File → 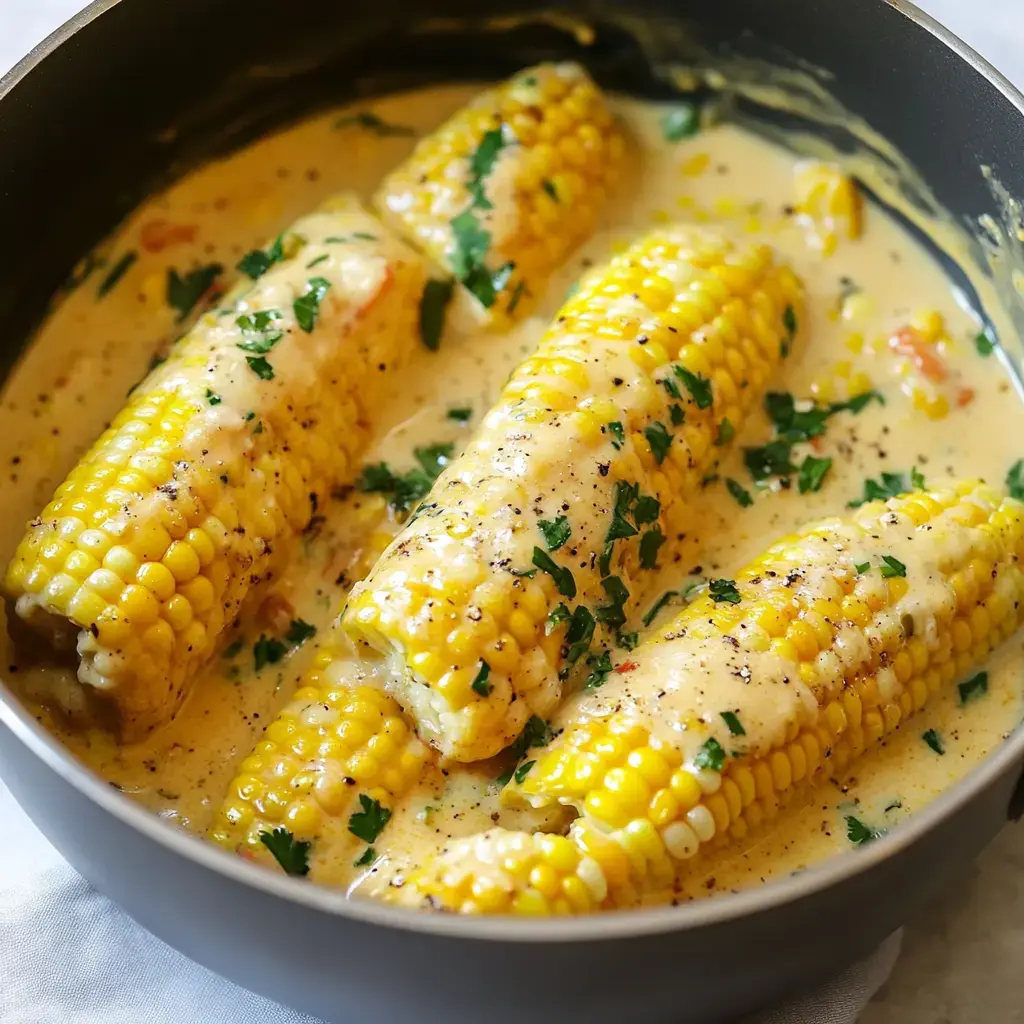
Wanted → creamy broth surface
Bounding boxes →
[3,84,1023,903]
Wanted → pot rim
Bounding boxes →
[2,0,1023,944]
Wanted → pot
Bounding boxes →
[2,2,1024,1021]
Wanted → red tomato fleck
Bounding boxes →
[140,219,198,253]
[616,660,638,673]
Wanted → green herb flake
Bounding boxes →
[542,179,559,201]
[546,603,572,634]
[879,555,907,578]
[236,236,284,280]
[414,442,454,479]
[585,650,613,689]
[222,638,244,659]
[744,440,797,482]
[854,561,871,574]
[419,278,455,352]
[845,815,882,846]
[564,605,597,667]
[644,421,673,464]
[97,251,138,298]
[293,276,331,333]
[513,760,536,784]
[798,455,833,494]
[661,376,682,400]
[922,729,945,755]
[246,355,275,381]
[974,330,995,356]
[673,364,714,409]
[1006,460,1024,501]
[285,619,317,646]
[669,404,686,426]
[726,478,753,508]
[616,631,639,651]
[958,671,988,705]
[595,575,630,629]
[259,827,310,876]
[353,847,377,867]
[782,304,798,342]
[509,715,554,760]
[639,526,666,570]
[538,515,571,552]
[205,388,222,406]
[447,406,473,423]
[306,254,329,269]
[167,263,223,321]
[347,794,392,844]
[236,309,284,353]
[334,111,416,136]
[607,421,625,449]
[721,711,745,736]
[848,470,910,508]
[253,635,288,671]
[467,128,508,210]
[694,737,726,772]
[642,590,677,627]
[709,578,741,604]
[716,418,735,446]
[661,104,701,142]
[471,660,492,696]
[911,466,927,490]
[532,547,576,598]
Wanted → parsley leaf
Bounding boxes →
[879,555,907,578]
[726,477,753,507]
[584,650,613,689]
[205,388,222,406]
[616,631,639,651]
[259,827,310,876]
[245,355,275,380]
[254,635,288,671]
[236,309,283,353]
[449,210,514,310]
[911,466,927,490]
[974,329,995,356]
[694,737,726,772]
[709,578,741,604]
[661,104,701,141]
[1007,460,1024,501]
[564,606,596,666]
[644,421,673,464]
[509,715,554,760]
[348,794,391,844]
[237,236,284,280]
[414,443,454,479]
[467,128,508,210]
[606,481,642,542]
[854,561,870,574]
[595,575,630,629]
[670,403,686,426]
[744,440,796,481]
[471,660,492,696]
[782,305,798,345]
[546,603,572,634]
[513,761,536,784]
[419,279,454,352]
[538,515,571,551]
[532,548,576,598]
[97,251,137,298]
[798,455,833,494]
[607,421,625,449]
[285,619,316,645]
[674,365,714,409]
[639,526,666,569]
[353,847,377,867]
[167,263,222,321]
[958,671,988,704]
[848,470,911,507]
[642,590,677,627]
[293,276,331,333]
[447,406,473,423]
[721,711,745,736]
[922,729,945,755]
[716,418,735,446]
[542,179,559,201]
[845,815,883,845]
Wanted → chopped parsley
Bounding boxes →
[798,455,833,494]
[922,729,945,755]
[845,815,883,845]
[782,305,798,345]
[563,605,596,666]
[1007,459,1024,501]
[285,619,317,645]
[532,548,576,598]
[419,278,455,351]
[694,737,726,772]
[644,421,673,464]
[542,179,558,201]
[716,418,735,446]
[347,794,392,844]
[911,466,927,490]
[595,575,630,629]
[709,578,741,604]
[674,364,714,409]
[639,526,666,569]
[449,210,513,309]
[538,515,571,551]
[334,111,416,136]
[854,561,870,574]
[958,671,988,705]
[670,403,686,426]
[222,638,244,659]
[236,309,283,353]
[848,470,912,508]
[253,635,288,671]
[447,406,473,423]
[97,251,137,297]
[546,603,572,634]
[293,276,331,333]
[744,439,797,482]
[414,443,454,479]
[509,715,554,760]
[245,356,275,381]
[879,555,907,578]
[974,329,995,356]
[259,827,310,876]
[353,847,377,867]
[616,631,639,651]
[167,263,222,321]
[721,711,745,736]
[513,761,536,784]
[726,477,753,508]
[205,388,222,406]
[660,104,701,141]
[471,660,492,696]
[237,235,284,280]
[642,590,677,627]
[356,443,453,517]
[466,128,508,209]
[607,421,625,449]
[584,650,613,689]
[306,254,329,269]
[661,376,682,400]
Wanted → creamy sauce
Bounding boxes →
[2,83,1023,903]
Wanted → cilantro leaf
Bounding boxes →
[471,660,492,696]
[639,526,666,569]
[644,422,673,464]
[673,364,714,409]
[348,794,392,844]
[293,276,331,333]
[721,711,745,736]
[285,619,316,645]
[509,715,554,760]
[546,603,572,634]
[205,388,222,406]
[167,263,222,321]
[798,455,833,494]
[974,330,994,356]
[538,515,571,551]
[845,815,883,845]
[353,847,377,867]
[253,635,288,671]
[532,548,576,598]
[595,575,630,629]
[1007,460,1024,501]
[564,605,596,666]
[513,761,536,784]
[709,578,741,604]
[694,737,726,772]
[911,466,927,490]
[419,278,455,351]
[414,443,454,479]
[782,305,798,345]
[716,418,735,446]
[447,406,473,423]
[236,309,283,353]
[607,421,625,449]
[616,631,639,651]
[879,555,906,578]
[467,128,508,210]
[245,355,275,380]
[848,470,910,507]
[259,827,310,876]
[237,236,284,280]
[584,650,613,689]
[958,671,988,704]
[922,729,945,755]
[744,440,796,481]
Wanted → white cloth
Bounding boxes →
[0,1,1017,1022]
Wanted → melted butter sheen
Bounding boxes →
[2,83,1022,903]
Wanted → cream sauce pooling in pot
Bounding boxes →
[2,84,1023,902]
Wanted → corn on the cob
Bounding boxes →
[375,62,627,325]
[342,226,803,762]
[794,161,862,255]
[4,194,429,737]
[210,633,431,878]
[389,827,609,915]
[501,481,1024,902]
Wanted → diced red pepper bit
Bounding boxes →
[616,660,638,674]
[140,219,198,253]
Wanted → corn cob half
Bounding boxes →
[375,62,627,325]
[5,195,429,737]
[498,480,1024,902]
[210,631,431,879]
[343,226,803,762]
